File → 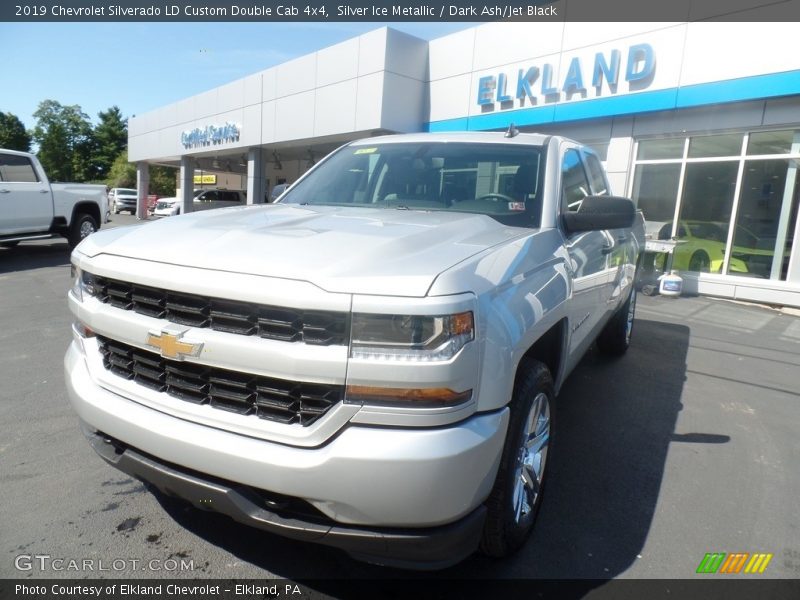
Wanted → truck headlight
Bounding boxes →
[350,311,474,361]
[70,265,98,301]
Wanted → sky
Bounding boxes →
[0,21,474,131]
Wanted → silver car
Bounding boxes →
[109,188,138,215]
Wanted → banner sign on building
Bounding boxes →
[181,122,240,148]
[476,43,655,110]
[193,174,217,184]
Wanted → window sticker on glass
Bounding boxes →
[354,147,377,155]
[508,202,526,211]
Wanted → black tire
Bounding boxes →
[1,241,20,248]
[689,250,710,272]
[597,287,636,357]
[481,358,554,557]
[68,213,98,249]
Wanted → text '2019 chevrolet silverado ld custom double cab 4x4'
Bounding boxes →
[1,149,108,249]
[65,132,644,569]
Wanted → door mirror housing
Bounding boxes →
[562,195,636,233]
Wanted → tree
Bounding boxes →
[0,112,31,151]
[93,106,127,180]
[106,150,176,197]
[106,150,136,188]
[32,100,93,182]
[150,165,177,197]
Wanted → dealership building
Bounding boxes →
[129,21,800,307]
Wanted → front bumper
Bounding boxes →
[152,208,177,216]
[82,425,486,569]
[65,342,508,564]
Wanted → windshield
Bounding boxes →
[118,188,137,195]
[280,142,545,227]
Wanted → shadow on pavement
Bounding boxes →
[0,240,71,274]
[151,317,698,589]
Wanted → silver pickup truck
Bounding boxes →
[0,149,108,249]
[65,131,644,569]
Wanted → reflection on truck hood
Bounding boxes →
[77,204,533,296]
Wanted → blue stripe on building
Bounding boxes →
[426,69,800,132]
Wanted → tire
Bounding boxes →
[597,287,637,357]
[68,213,98,249]
[480,358,554,557]
[1,241,20,248]
[689,250,710,272]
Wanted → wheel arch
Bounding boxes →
[70,202,101,228]
[517,318,567,395]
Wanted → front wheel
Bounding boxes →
[480,358,553,557]
[68,213,98,249]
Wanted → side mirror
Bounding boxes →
[562,195,636,233]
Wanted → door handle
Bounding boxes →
[39,189,50,194]
[0,189,10,194]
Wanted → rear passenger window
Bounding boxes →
[0,153,40,183]
[584,153,608,195]
[561,149,591,212]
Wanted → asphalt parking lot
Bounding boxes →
[1,214,799,589]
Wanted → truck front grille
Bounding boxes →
[97,336,342,426]
[94,276,348,346]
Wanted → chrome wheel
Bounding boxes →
[79,220,96,239]
[512,391,550,525]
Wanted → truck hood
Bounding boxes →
[77,204,531,296]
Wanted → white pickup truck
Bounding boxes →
[0,149,108,249]
[66,131,644,569]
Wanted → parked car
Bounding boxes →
[657,221,776,275]
[268,183,289,202]
[66,131,644,568]
[0,148,107,249]
[195,189,244,204]
[109,188,138,215]
[153,190,245,217]
[152,197,180,217]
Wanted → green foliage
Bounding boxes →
[93,106,127,180]
[0,112,31,151]
[106,150,136,188]
[150,165,177,197]
[32,100,93,182]
[25,98,172,196]
[105,150,176,197]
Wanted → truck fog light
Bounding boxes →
[345,385,471,407]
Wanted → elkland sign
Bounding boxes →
[476,44,655,109]
[181,122,240,149]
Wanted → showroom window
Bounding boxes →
[630,131,800,281]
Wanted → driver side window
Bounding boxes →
[561,149,591,213]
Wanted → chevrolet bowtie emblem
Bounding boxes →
[146,330,203,360]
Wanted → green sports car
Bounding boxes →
[657,221,782,276]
